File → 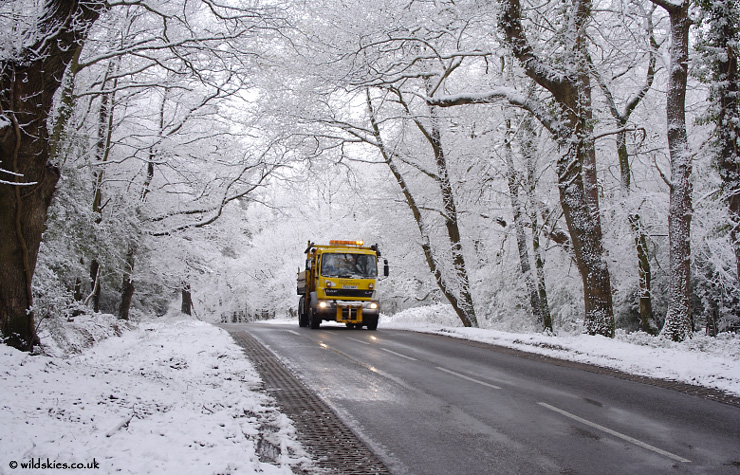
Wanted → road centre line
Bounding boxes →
[347,337,371,345]
[381,348,417,361]
[538,402,691,463]
[435,367,502,389]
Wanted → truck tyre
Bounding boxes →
[365,316,378,331]
[309,307,321,329]
[298,297,308,327]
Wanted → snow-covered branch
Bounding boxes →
[0,168,37,186]
[426,89,568,139]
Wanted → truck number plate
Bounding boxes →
[343,285,357,289]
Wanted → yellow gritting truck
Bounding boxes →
[297,240,388,330]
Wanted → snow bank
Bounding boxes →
[381,305,740,397]
[0,317,308,475]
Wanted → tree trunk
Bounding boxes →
[117,91,161,319]
[89,259,102,312]
[366,91,477,327]
[118,247,136,321]
[522,114,553,332]
[88,69,114,314]
[181,282,193,315]
[424,93,478,328]
[619,123,654,334]
[504,119,545,329]
[629,215,655,333]
[557,136,615,337]
[652,0,692,341]
[531,215,553,332]
[594,13,658,334]
[74,277,84,302]
[0,1,103,350]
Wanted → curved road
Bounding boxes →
[236,322,740,474]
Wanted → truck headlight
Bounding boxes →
[319,301,329,308]
[369,302,378,309]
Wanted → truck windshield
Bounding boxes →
[321,253,377,278]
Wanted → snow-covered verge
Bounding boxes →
[378,304,740,398]
[0,316,309,475]
[3,305,737,475]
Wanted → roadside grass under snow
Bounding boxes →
[0,314,309,475]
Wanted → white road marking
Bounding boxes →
[538,402,691,463]
[381,348,417,361]
[347,337,371,345]
[283,330,299,335]
[435,367,501,389]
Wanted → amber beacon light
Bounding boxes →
[329,240,364,246]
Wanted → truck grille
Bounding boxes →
[325,289,374,298]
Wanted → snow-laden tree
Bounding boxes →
[428,0,617,336]
[3,0,297,347]
[1,0,106,350]
[648,0,693,341]
[593,2,659,334]
[694,0,740,334]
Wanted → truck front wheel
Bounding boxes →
[309,307,321,329]
[298,297,308,327]
[365,315,378,330]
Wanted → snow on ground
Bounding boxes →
[0,315,309,475]
[2,305,739,475]
[377,304,740,398]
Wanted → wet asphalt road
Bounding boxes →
[234,322,740,475]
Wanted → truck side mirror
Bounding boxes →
[383,259,389,277]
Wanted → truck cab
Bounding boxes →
[297,240,388,330]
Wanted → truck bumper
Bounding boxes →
[314,299,379,324]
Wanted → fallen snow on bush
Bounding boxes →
[0,317,309,475]
[380,304,740,397]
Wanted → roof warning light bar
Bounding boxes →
[329,240,364,246]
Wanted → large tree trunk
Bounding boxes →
[651,0,692,341]
[557,134,615,337]
[0,1,103,350]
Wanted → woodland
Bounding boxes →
[0,0,738,351]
